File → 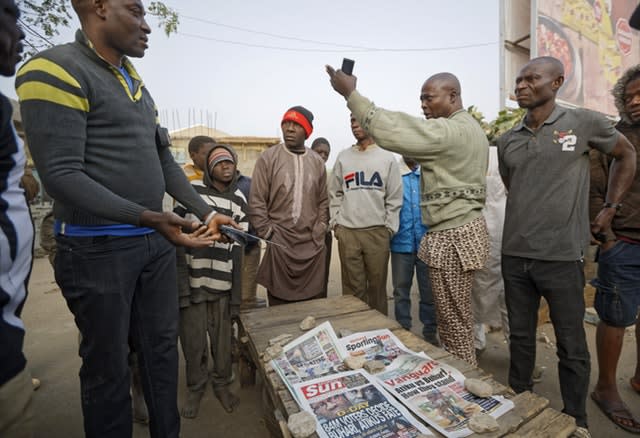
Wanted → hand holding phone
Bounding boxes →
[341,58,355,76]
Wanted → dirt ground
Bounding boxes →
[22,241,639,438]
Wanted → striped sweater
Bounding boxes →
[16,30,211,227]
[175,162,248,307]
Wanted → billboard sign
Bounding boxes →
[535,0,640,115]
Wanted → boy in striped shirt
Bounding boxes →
[175,144,248,418]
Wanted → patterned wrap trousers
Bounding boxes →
[418,216,489,366]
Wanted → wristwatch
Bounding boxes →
[602,202,622,210]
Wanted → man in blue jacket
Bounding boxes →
[391,157,438,345]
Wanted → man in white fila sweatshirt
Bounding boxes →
[329,114,402,315]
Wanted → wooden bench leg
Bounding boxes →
[236,318,257,387]
[239,346,257,387]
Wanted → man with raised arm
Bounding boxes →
[326,67,489,367]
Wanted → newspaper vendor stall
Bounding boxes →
[238,295,578,437]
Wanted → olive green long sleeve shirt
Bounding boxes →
[347,90,488,232]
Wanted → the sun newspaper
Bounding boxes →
[271,321,347,403]
[377,353,514,438]
[294,369,433,438]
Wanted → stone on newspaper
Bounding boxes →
[299,316,316,331]
[288,411,316,438]
[269,333,293,347]
[468,412,499,433]
[263,344,283,362]
[363,360,385,374]
[465,378,493,398]
[344,356,367,370]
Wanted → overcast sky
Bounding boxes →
[1,0,501,165]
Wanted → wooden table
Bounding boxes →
[238,295,577,438]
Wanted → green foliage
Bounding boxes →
[17,0,72,56]
[468,105,526,144]
[148,1,179,37]
[17,0,178,57]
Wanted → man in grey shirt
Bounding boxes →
[497,56,636,435]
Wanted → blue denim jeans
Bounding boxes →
[591,240,640,327]
[391,251,437,339]
[502,255,590,428]
[55,233,180,438]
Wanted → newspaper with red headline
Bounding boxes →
[294,369,433,438]
[377,353,514,438]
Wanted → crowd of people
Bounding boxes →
[1,1,639,438]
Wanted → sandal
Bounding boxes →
[591,392,640,434]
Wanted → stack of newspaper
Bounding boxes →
[271,322,513,438]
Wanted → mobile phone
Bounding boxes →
[341,58,355,76]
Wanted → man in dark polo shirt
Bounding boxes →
[497,56,636,436]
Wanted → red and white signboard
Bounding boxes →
[617,18,633,55]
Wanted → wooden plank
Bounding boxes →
[330,309,402,334]
[437,354,476,375]
[240,296,369,332]
[390,328,451,360]
[503,407,575,438]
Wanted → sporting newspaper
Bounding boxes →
[294,369,433,438]
[377,353,514,438]
[339,329,426,365]
[271,321,347,403]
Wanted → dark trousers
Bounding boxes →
[179,295,233,394]
[318,231,332,298]
[55,233,180,438]
[502,255,590,427]
[336,226,390,315]
[391,251,436,339]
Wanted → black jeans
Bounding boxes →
[502,255,590,428]
[55,233,180,438]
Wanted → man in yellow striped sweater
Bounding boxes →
[15,1,236,436]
